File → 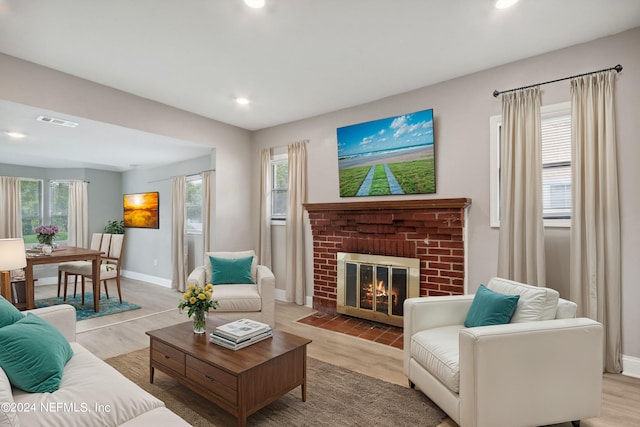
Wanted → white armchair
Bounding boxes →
[187,250,275,327]
[404,277,603,427]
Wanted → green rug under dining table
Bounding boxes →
[35,292,141,321]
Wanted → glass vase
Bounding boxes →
[192,310,206,334]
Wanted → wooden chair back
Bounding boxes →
[99,234,112,255]
[89,233,103,251]
[107,234,125,262]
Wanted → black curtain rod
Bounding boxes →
[492,64,623,98]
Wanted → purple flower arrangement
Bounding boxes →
[34,224,60,245]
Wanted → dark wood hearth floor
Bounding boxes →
[297,312,403,349]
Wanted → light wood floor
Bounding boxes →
[35,277,640,427]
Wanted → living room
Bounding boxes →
[1,1,640,426]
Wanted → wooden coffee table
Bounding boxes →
[146,318,312,426]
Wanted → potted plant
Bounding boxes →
[104,220,125,234]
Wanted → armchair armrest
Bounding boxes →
[403,295,474,375]
[459,318,603,427]
[26,304,76,343]
[187,266,206,287]
[404,295,474,335]
[256,265,275,327]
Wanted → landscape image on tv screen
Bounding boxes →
[336,108,435,197]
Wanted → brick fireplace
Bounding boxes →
[304,198,471,315]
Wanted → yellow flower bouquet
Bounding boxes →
[178,284,219,333]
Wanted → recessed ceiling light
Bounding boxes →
[244,0,265,9]
[235,97,251,105]
[495,0,519,9]
[4,131,26,139]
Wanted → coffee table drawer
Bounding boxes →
[152,341,185,375]
[186,355,237,404]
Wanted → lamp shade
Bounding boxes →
[0,238,27,271]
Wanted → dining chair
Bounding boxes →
[58,234,125,305]
[57,232,103,298]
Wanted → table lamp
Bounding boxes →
[0,238,27,303]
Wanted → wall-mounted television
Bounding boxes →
[336,108,435,197]
[123,192,159,229]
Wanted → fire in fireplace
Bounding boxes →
[337,252,420,327]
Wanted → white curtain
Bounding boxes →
[201,170,214,253]
[67,181,89,247]
[0,176,22,238]
[171,176,187,291]
[285,141,308,305]
[569,70,621,373]
[497,88,546,285]
[258,148,272,269]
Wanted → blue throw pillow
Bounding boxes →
[0,295,23,328]
[0,313,74,392]
[210,255,255,285]
[464,284,520,328]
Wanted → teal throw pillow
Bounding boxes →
[0,313,74,392]
[210,255,255,285]
[464,284,520,328]
[0,295,23,328]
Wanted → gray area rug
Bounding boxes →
[106,348,446,426]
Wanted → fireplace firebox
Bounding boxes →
[336,252,420,327]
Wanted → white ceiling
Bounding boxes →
[1,0,639,171]
[0,99,213,172]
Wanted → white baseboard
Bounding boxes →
[121,270,173,288]
[34,274,312,309]
[34,276,58,286]
[33,271,173,289]
[274,288,313,308]
[622,354,640,378]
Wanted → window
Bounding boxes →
[490,102,572,227]
[49,181,69,243]
[271,156,288,221]
[186,176,202,233]
[20,179,43,242]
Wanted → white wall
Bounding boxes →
[251,28,640,359]
[0,53,255,256]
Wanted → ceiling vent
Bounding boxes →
[36,115,79,128]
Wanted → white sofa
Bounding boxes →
[404,277,603,427]
[2,304,190,427]
[187,250,275,327]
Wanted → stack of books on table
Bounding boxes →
[210,319,272,351]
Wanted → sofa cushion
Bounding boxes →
[0,296,23,328]
[12,343,165,427]
[464,285,520,328]
[556,298,578,319]
[211,284,262,312]
[0,313,73,393]
[210,255,255,285]
[411,325,465,394]
[0,366,20,427]
[119,407,191,427]
[487,277,559,322]
[203,250,257,283]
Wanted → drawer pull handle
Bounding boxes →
[205,375,215,382]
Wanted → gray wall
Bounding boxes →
[251,28,640,359]
[0,163,122,280]
[120,154,214,283]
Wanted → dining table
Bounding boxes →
[25,246,103,312]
